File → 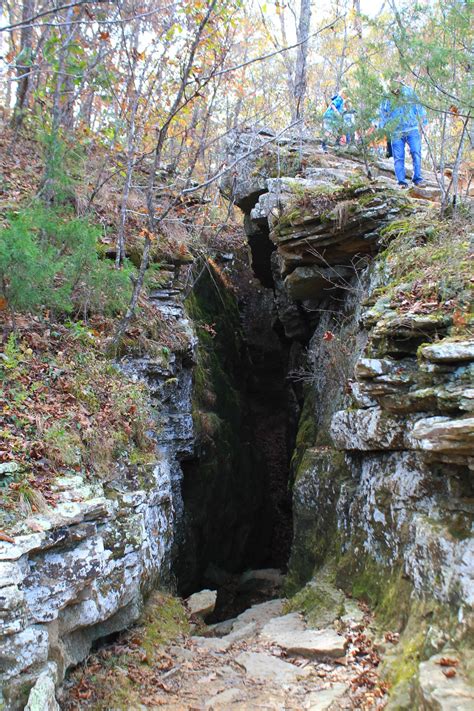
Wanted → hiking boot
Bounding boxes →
[398,182,409,189]
[413,179,425,187]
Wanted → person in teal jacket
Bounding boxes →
[322,89,347,150]
[379,82,427,187]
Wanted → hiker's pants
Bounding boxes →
[391,129,422,184]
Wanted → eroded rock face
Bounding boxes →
[224,131,474,706]
[0,278,197,710]
[292,277,474,614]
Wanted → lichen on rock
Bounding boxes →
[223,129,474,708]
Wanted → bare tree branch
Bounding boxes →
[182,118,303,195]
[196,16,343,83]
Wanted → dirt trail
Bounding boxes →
[157,597,387,710]
[62,581,388,711]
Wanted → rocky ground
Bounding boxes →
[61,572,390,710]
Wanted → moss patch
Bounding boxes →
[62,592,189,710]
[336,553,413,632]
[284,563,346,628]
[289,386,317,486]
[286,447,350,592]
[375,212,473,338]
[253,147,303,179]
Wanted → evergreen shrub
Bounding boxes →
[0,205,134,316]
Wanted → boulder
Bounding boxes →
[261,622,347,659]
[238,568,284,587]
[191,635,231,653]
[285,565,346,630]
[305,683,348,710]
[205,687,246,708]
[193,620,258,651]
[185,589,217,619]
[232,599,286,631]
[25,665,59,711]
[224,621,257,644]
[260,612,306,638]
[237,568,284,596]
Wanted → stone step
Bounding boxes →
[231,598,286,631]
[261,621,348,659]
[235,651,312,683]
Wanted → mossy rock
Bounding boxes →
[285,563,345,628]
[335,553,414,631]
[63,592,189,710]
[253,147,303,179]
[287,447,350,590]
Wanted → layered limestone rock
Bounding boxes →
[223,129,473,708]
[0,272,196,710]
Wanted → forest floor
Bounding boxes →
[61,578,389,711]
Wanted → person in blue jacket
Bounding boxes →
[379,81,427,187]
[322,88,347,150]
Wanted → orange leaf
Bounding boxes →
[452,310,467,328]
[443,669,457,678]
[0,296,8,311]
[438,657,459,667]
[0,531,15,544]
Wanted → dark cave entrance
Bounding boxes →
[174,220,298,617]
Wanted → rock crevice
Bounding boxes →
[222,128,473,707]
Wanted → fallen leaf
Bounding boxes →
[0,531,15,543]
[27,521,44,532]
[443,668,457,678]
[77,688,93,699]
[438,657,459,667]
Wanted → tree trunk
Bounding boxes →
[451,112,471,214]
[353,0,362,39]
[41,5,75,203]
[11,0,34,128]
[110,0,218,350]
[292,0,312,121]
